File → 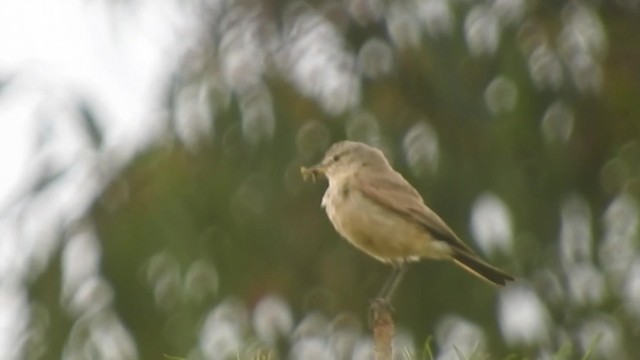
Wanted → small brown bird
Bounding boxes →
[302,141,513,301]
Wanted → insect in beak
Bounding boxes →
[300,164,326,183]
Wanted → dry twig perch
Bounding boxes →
[370,299,394,360]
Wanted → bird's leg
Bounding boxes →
[380,263,408,303]
[373,263,409,305]
[369,263,408,329]
[376,266,398,301]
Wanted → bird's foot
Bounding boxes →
[368,297,395,329]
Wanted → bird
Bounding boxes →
[301,140,513,302]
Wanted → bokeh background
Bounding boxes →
[1,0,640,359]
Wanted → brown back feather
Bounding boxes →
[353,169,476,255]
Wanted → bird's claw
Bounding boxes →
[368,298,395,328]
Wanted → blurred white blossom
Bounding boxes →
[387,2,422,48]
[403,121,439,177]
[541,101,574,144]
[465,5,500,56]
[435,315,485,360]
[253,295,294,345]
[470,192,514,256]
[599,193,639,284]
[417,0,455,38]
[499,285,551,347]
[485,76,518,114]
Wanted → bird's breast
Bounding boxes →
[321,183,346,226]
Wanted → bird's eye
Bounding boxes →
[332,155,341,162]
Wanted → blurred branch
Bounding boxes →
[78,100,104,149]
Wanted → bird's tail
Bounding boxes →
[452,251,514,286]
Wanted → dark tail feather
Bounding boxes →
[452,251,514,286]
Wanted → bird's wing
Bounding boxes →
[354,169,476,255]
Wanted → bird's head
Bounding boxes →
[301,141,389,182]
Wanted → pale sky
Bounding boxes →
[0,0,187,209]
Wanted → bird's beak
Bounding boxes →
[300,163,327,183]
